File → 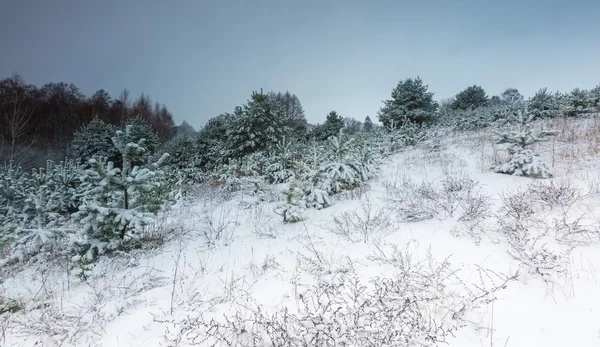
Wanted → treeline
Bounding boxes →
[0,73,176,168]
[164,90,374,174]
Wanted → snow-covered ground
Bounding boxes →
[3,118,600,347]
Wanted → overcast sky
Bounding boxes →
[1,0,600,129]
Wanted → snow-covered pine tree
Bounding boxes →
[565,88,593,117]
[451,85,489,110]
[73,131,170,260]
[589,84,600,112]
[378,76,438,127]
[528,88,563,118]
[196,113,233,171]
[275,181,306,223]
[266,136,298,184]
[226,90,287,160]
[71,118,119,165]
[363,116,374,132]
[316,111,344,140]
[0,160,83,263]
[125,116,161,158]
[493,106,557,178]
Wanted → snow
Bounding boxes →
[3,119,600,346]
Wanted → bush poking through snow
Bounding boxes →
[329,196,392,243]
[497,189,576,281]
[161,245,517,347]
[527,180,582,208]
[198,205,239,246]
[383,173,490,222]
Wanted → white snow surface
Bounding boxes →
[3,123,600,347]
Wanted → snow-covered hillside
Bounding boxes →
[2,116,600,347]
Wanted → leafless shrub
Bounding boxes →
[247,253,281,279]
[329,196,392,243]
[382,177,437,222]
[527,180,581,208]
[498,189,536,221]
[161,245,516,347]
[506,232,569,281]
[498,189,572,281]
[198,205,239,247]
[450,220,487,245]
[250,205,279,239]
[383,173,489,222]
[459,192,492,222]
[340,182,371,201]
[552,212,600,246]
[11,266,167,346]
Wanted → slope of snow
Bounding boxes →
[3,121,600,347]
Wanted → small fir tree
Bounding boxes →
[363,116,374,132]
[452,85,489,110]
[71,118,119,164]
[321,111,345,139]
[378,76,438,127]
[73,131,170,260]
[528,88,563,118]
[493,106,557,178]
[226,90,287,159]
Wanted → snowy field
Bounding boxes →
[2,116,600,347]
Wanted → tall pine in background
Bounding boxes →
[378,76,438,127]
[226,90,287,160]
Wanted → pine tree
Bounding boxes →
[589,84,600,111]
[528,88,563,118]
[196,113,233,170]
[489,95,502,106]
[266,136,299,183]
[363,116,374,132]
[452,85,489,110]
[0,160,83,263]
[321,111,344,140]
[125,116,161,155]
[378,76,438,127]
[72,131,170,260]
[71,118,119,164]
[493,106,557,178]
[565,88,593,116]
[226,90,287,160]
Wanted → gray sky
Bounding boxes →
[1,0,599,129]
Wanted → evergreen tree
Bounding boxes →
[451,85,489,110]
[528,88,563,118]
[125,116,161,155]
[321,111,344,140]
[71,118,119,164]
[363,116,374,132]
[0,160,83,262]
[226,90,287,160]
[565,88,592,116]
[196,113,233,169]
[489,95,502,106]
[73,131,170,260]
[589,84,600,111]
[378,76,438,127]
[174,120,196,139]
[493,106,557,178]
